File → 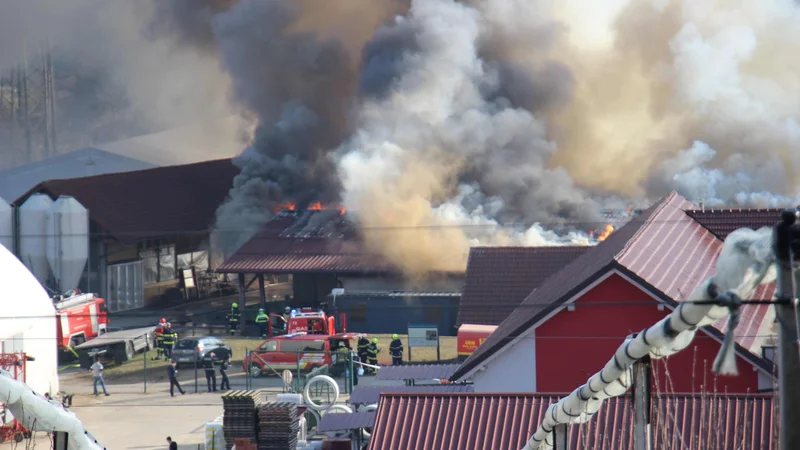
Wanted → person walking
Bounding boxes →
[228,302,240,336]
[366,338,379,375]
[166,436,177,450]
[89,358,110,396]
[167,360,185,397]
[219,357,231,391]
[389,334,404,366]
[203,352,218,392]
[255,308,269,338]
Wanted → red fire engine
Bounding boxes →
[53,290,109,349]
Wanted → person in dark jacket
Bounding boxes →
[203,352,217,392]
[162,323,176,359]
[167,361,185,397]
[219,357,231,391]
[166,436,177,450]
[389,334,404,366]
[357,336,370,366]
[366,338,379,375]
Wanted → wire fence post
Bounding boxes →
[245,347,249,390]
[296,352,301,393]
[194,356,199,393]
[143,348,147,394]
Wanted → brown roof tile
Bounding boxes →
[14,158,239,242]
[452,193,775,382]
[686,209,783,240]
[367,393,776,450]
[458,246,589,326]
[217,210,392,274]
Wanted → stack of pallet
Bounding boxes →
[257,402,300,450]
[222,390,266,450]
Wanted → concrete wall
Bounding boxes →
[473,329,536,393]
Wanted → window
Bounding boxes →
[177,251,209,272]
[260,340,278,352]
[176,340,199,350]
[139,245,177,283]
[280,340,325,353]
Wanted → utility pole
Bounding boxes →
[772,210,800,450]
[552,424,568,450]
[633,356,652,450]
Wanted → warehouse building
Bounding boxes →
[12,159,240,312]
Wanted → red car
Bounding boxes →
[244,332,363,377]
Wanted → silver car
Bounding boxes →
[170,336,232,367]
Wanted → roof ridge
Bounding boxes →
[614,192,679,260]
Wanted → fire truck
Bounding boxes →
[53,290,109,349]
[244,308,364,377]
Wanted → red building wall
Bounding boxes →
[534,272,760,394]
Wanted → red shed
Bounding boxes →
[452,192,776,395]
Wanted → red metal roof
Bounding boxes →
[14,158,239,242]
[458,246,589,326]
[452,192,775,381]
[217,210,391,274]
[349,385,474,405]
[685,209,783,240]
[375,364,461,381]
[367,393,776,450]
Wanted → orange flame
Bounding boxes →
[274,202,296,213]
[308,201,323,211]
[597,224,615,242]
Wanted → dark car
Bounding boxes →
[171,336,232,367]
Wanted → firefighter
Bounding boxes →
[335,342,351,380]
[282,306,291,323]
[366,338,379,375]
[162,323,176,359]
[202,352,217,392]
[357,335,370,365]
[255,309,269,338]
[227,302,240,336]
[389,334,404,366]
[153,318,166,360]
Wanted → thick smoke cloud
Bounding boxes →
[0,0,246,169]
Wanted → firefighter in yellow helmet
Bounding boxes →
[366,337,379,375]
[255,308,269,338]
[389,334,404,366]
[227,302,240,336]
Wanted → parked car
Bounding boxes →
[171,336,232,367]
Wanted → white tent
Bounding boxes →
[0,243,59,396]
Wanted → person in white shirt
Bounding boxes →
[89,358,109,396]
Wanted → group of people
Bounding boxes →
[166,353,231,397]
[241,305,295,338]
[154,318,178,360]
[356,334,405,374]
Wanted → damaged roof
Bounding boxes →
[367,392,776,450]
[452,192,776,381]
[217,209,392,274]
[458,246,589,326]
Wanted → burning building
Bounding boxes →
[217,205,465,335]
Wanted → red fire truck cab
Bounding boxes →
[53,290,109,349]
[267,307,347,338]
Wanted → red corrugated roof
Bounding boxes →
[217,210,392,274]
[367,393,776,450]
[13,158,239,242]
[452,192,775,381]
[686,209,782,240]
[458,246,589,326]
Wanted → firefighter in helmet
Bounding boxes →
[282,307,291,331]
[389,334,404,366]
[357,335,370,365]
[162,322,177,359]
[366,338,379,375]
[255,308,269,338]
[227,302,240,336]
[153,318,166,360]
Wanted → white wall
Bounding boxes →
[473,329,536,393]
[0,244,59,396]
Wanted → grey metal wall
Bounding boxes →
[335,293,461,336]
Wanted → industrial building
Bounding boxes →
[217,208,464,335]
[0,243,59,397]
[9,158,240,312]
[452,193,780,394]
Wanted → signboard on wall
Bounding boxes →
[408,324,439,348]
